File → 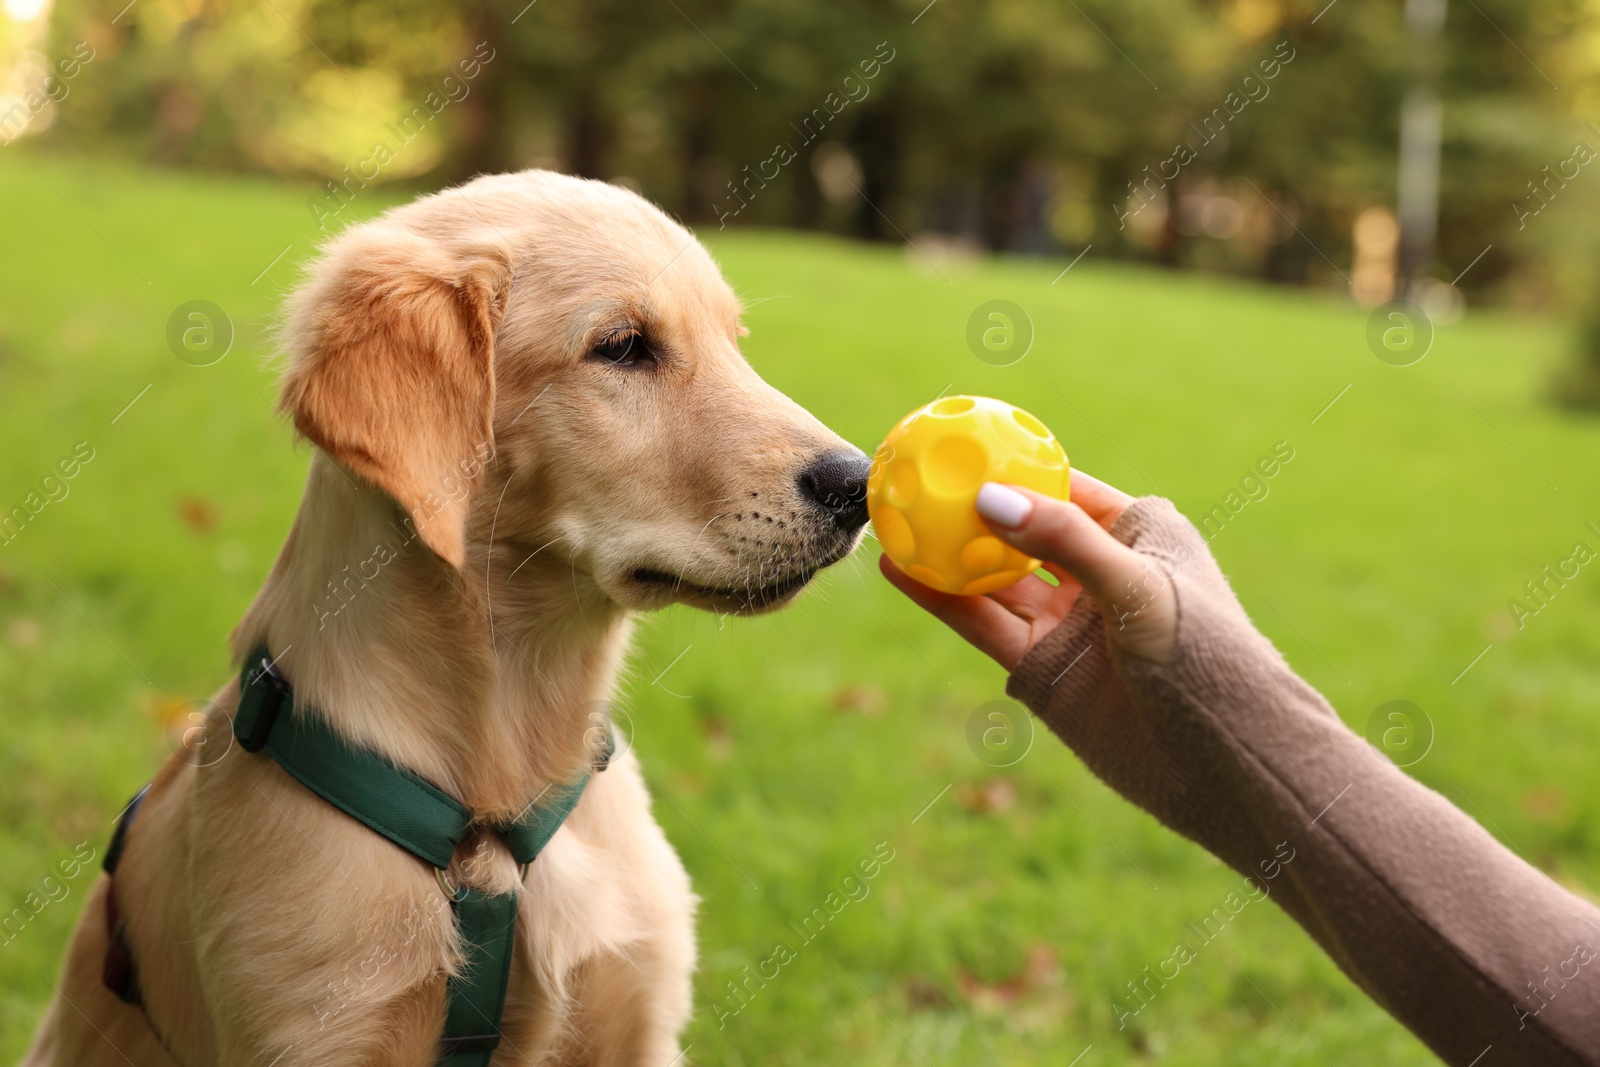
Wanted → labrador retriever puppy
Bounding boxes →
[25,170,871,1067]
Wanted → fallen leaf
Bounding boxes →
[955,777,1016,814]
[957,945,1065,1016]
[177,496,219,534]
[902,976,952,1011]
[1523,786,1567,821]
[832,683,887,716]
[701,715,733,760]
[6,616,42,648]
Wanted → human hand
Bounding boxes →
[879,470,1177,668]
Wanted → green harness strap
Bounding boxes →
[234,647,598,1066]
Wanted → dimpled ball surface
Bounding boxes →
[867,395,1070,595]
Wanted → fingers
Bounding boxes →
[975,482,1177,663]
[875,469,1169,670]
[1067,469,1136,529]
[878,555,1032,669]
[975,484,1145,604]
[984,571,1070,623]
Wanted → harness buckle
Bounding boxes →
[234,650,288,753]
[435,866,466,902]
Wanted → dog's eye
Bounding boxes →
[590,331,653,368]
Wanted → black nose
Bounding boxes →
[797,450,871,531]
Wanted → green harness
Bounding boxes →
[232,647,603,1065]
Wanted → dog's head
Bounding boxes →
[280,171,868,615]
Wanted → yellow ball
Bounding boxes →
[867,396,1069,595]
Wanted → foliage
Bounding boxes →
[13,0,1599,313]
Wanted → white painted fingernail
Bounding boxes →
[976,483,1033,529]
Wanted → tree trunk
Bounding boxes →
[565,85,610,179]
[791,143,822,230]
[849,101,902,242]
[979,150,1029,252]
[447,3,513,181]
[678,78,715,223]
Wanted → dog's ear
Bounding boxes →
[281,227,509,569]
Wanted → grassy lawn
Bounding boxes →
[2,151,1598,1065]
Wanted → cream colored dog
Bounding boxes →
[25,171,871,1066]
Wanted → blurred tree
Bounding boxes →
[21,0,1600,345]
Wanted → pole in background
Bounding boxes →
[1398,0,1447,291]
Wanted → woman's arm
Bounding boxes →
[884,478,1600,1066]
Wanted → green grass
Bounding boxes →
[2,151,1599,1065]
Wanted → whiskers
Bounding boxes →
[508,536,562,581]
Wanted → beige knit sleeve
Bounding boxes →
[1006,497,1600,1067]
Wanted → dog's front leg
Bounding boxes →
[208,980,450,1067]
[555,938,695,1067]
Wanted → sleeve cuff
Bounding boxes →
[1005,583,1108,714]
